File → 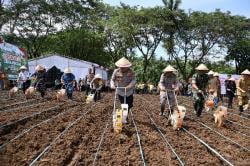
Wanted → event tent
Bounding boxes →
[28,54,108,81]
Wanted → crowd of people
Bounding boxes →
[1,57,250,117]
[102,57,249,118]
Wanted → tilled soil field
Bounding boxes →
[0,91,249,166]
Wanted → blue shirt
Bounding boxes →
[61,73,75,84]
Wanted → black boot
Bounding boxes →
[160,106,164,116]
[196,101,203,117]
[167,109,173,124]
[239,105,243,112]
[41,91,45,98]
[193,101,198,114]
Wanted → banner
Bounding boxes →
[0,42,28,80]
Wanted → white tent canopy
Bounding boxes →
[28,54,108,81]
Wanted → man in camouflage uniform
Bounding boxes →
[237,69,250,113]
[159,65,179,116]
[110,57,136,112]
[192,64,209,117]
[85,68,95,95]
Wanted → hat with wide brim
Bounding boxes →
[163,65,177,72]
[35,65,45,71]
[115,57,132,68]
[228,77,235,81]
[94,74,102,79]
[241,69,250,75]
[20,65,27,70]
[195,64,209,71]
[207,70,214,75]
[213,72,219,77]
[64,68,72,73]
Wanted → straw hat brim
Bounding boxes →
[213,72,219,77]
[195,64,209,71]
[64,68,72,73]
[35,65,45,71]
[20,66,27,70]
[207,71,214,75]
[163,65,177,72]
[94,74,102,79]
[115,57,132,68]
[241,69,250,75]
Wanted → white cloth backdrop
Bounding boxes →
[28,55,108,81]
[219,74,240,95]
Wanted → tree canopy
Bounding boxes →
[1,0,249,81]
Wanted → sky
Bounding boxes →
[102,0,250,60]
[102,0,250,17]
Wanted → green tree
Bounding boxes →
[102,6,136,65]
[163,11,229,80]
[226,40,250,73]
[134,57,167,85]
[118,6,170,82]
[43,28,109,66]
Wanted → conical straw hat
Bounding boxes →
[94,74,102,79]
[207,70,214,75]
[64,67,72,73]
[115,57,132,68]
[195,64,209,71]
[20,65,27,70]
[213,72,219,77]
[35,65,45,71]
[163,65,176,72]
[241,69,250,75]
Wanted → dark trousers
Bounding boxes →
[118,95,133,110]
[54,84,62,90]
[66,83,74,99]
[194,93,205,117]
[36,83,46,98]
[22,81,31,93]
[0,80,4,90]
[91,89,101,102]
[86,84,91,95]
[227,91,234,108]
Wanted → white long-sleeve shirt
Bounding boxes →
[18,71,30,83]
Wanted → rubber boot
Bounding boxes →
[193,102,198,114]
[239,105,243,113]
[167,109,173,124]
[196,101,203,117]
[41,91,45,98]
[160,106,164,116]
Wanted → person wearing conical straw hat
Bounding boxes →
[225,75,236,109]
[207,72,221,108]
[90,74,104,102]
[85,68,95,95]
[61,67,75,100]
[214,72,223,104]
[30,64,47,98]
[237,69,250,113]
[192,64,209,117]
[110,57,136,119]
[207,70,214,88]
[17,65,30,93]
[159,65,179,117]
